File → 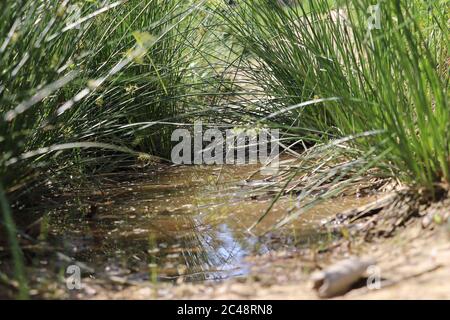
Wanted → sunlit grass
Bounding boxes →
[0,0,448,297]
[219,0,449,190]
[0,0,230,298]
[0,0,230,191]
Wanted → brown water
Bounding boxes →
[30,164,371,286]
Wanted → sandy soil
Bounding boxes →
[83,212,450,300]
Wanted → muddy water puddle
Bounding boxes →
[36,165,372,286]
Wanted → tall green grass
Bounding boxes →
[0,0,448,296]
[0,0,231,298]
[0,0,230,192]
[219,0,449,190]
[0,182,28,299]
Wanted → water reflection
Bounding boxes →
[42,165,371,284]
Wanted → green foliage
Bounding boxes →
[219,0,449,189]
[0,182,28,299]
[0,0,225,192]
[0,0,449,296]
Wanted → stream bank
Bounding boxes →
[1,164,449,299]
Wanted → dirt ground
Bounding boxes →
[82,199,450,300]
